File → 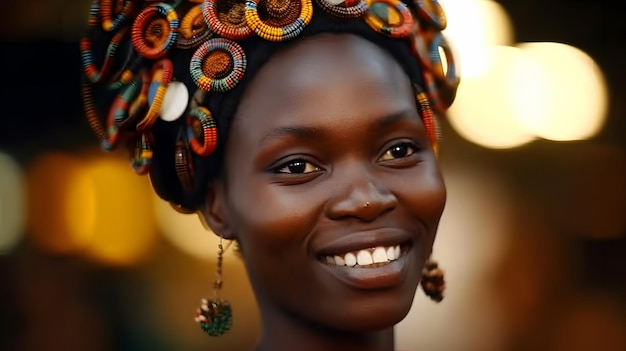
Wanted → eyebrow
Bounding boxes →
[374,110,417,130]
[260,110,417,144]
[260,125,327,145]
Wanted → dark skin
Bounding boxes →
[203,34,446,351]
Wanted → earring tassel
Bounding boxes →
[420,259,445,302]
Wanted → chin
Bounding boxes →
[328,287,417,333]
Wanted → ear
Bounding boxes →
[200,178,237,240]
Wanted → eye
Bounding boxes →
[273,158,321,174]
[378,142,418,161]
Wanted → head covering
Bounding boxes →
[80,0,459,211]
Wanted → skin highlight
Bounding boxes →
[203,34,446,351]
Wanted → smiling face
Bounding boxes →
[204,34,446,334]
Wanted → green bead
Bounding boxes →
[199,301,232,337]
[370,3,390,19]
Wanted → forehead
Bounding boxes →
[232,33,416,137]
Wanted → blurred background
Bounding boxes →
[0,0,625,350]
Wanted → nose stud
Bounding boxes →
[364,202,370,208]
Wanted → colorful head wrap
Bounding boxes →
[80,0,459,212]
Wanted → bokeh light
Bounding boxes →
[26,153,94,254]
[448,45,537,149]
[0,152,25,254]
[81,152,158,266]
[26,151,157,266]
[153,195,219,260]
[443,0,514,77]
[443,2,608,148]
[515,42,608,141]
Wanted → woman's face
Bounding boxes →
[206,34,446,332]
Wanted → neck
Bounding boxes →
[253,308,396,351]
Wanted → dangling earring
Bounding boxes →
[420,258,445,302]
[194,237,233,336]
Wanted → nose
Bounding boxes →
[325,168,397,222]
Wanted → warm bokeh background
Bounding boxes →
[1,1,625,350]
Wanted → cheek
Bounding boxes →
[399,164,446,234]
[422,177,446,256]
[226,181,321,251]
[424,172,447,221]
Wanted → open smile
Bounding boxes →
[320,244,406,268]
[312,230,417,289]
[316,241,414,290]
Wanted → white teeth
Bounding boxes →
[357,250,374,265]
[324,245,403,267]
[334,255,345,265]
[373,247,388,263]
[386,246,396,261]
[344,252,357,266]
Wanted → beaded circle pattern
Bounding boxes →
[203,0,254,39]
[364,0,413,38]
[131,2,180,59]
[245,0,314,42]
[177,4,213,49]
[190,38,247,92]
[315,0,368,19]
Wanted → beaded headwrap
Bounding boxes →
[80,0,459,211]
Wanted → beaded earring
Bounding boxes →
[177,4,213,49]
[131,2,180,60]
[364,0,414,38]
[195,237,234,336]
[244,0,314,42]
[420,258,445,302]
[202,0,254,39]
[315,0,368,19]
[190,38,247,92]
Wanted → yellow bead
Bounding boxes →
[141,150,154,159]
[121,70,133,84]
[167,12,178,22]
[103,20,113,32]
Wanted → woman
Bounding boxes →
[81,0,457,350]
